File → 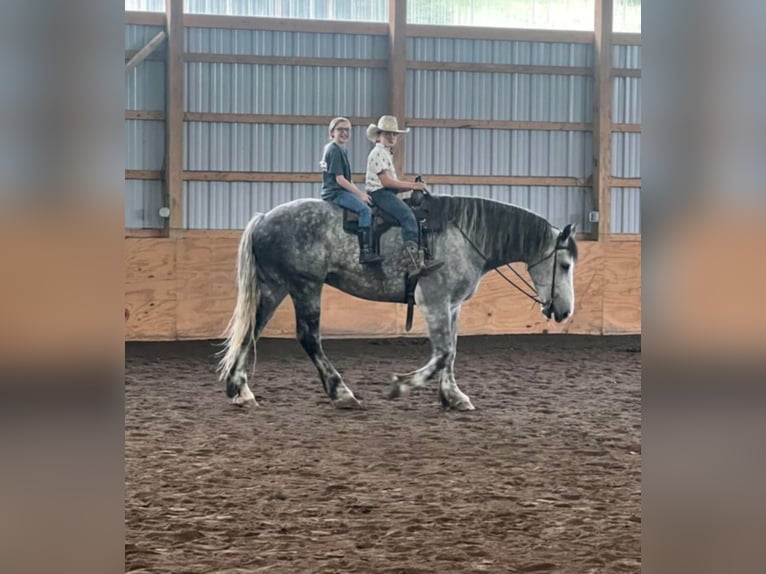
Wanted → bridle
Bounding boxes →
[454,223,567,311]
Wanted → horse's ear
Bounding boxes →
[560,223,576,242]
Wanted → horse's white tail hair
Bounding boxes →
[217,213,264,381]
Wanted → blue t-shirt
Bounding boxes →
[320,142,351,200]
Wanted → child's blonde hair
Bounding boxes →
[328,116,351,138]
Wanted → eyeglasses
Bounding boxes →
[381,131,398,137]
[334,127,350,133]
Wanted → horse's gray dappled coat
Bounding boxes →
[218,196,578,411]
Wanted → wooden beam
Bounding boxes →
[388,0,407,176]
[408,61,592,76]
[125,110,166,121]
[612,123,641,133]
[183,14,388,36]
[125,11,165,27]
[183,172,324,183]
[183,113,377,125]
[184,53,387,69]
[126,170,163,180]
[611,178,642,188]
[593,0,614,240]
[407,118,592,131]
[612,68,641,78]
[182,171,589,187]
[125,228,165,238]
[125,49,166,64]
[409,24,595,44]
[126,30,167,73]
[166,0,184,235]
[424,175,588,187]
[613,32,641,45]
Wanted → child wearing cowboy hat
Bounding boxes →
[364,115,443,279]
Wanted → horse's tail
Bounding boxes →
[217,213,264,383]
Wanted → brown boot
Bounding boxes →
[403,241,443,279]
[358,228,384,265]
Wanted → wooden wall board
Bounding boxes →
[125,238,177,339]
[124,235,640,340]
[602,240,641,334]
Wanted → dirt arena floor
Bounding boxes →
[125,334,641,574]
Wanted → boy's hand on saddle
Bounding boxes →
[412,182,427,191]
[360,192,374,205]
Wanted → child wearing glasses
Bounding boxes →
[320,117,383,264]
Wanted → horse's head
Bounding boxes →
[528,223,578,323]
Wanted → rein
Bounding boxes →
[453,222,560,308]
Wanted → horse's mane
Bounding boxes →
[431,195,563,268]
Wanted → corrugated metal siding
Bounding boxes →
[184,0,387,20]
[125,24,165,111]
[408,38,593,67]
[426,185,591,232]
[185,63,386,116]
[184,182,321,229]
[125,180,164,228]
[126,120,165,169]
[611,187,641,233]
[611,44,640,234]
[407,128,591,178]
[177,24,390,116]
[407,0,594,30]
[185,29,388,59]
[613,44,641,69]
[183,181,591,231]
[185,123,374,172]
[126,0,165,11]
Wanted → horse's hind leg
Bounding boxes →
[229,281,286,406]
[438,305,474,411]
[291,285,361,409]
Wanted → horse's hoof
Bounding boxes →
[453,399,475,411]
[387,375,406,400]
[232,396,258,408]
[225,380,240,399]
[333,395,362,409]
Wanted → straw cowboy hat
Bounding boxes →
[366,115,410,142]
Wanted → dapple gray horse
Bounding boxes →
[218,195,578,411]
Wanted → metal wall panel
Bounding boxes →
[184,181,324,228]
[185,123,376,172]
[125,180,164,228]
[408,38,593,67]
[185,63,386,117]
[406,128,591,178]
[183,0,387,20]
[407,70,592,123]
[613,44,641,69]
[185,29,388,59]
[126,0,165,11]
[424,185,592,232]
[406,0,594,30]
[611,187,641,233]
[611,132,640,178]
[126,120,165,170]
[612,76,641,124]
[182,181,592,231]
[125,60,165,111]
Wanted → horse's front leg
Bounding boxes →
[388,295,452,400]
[438,305,475,411]
[291,285,362,409]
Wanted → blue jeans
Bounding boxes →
[370,188,419,244]
[331,190,372,228]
